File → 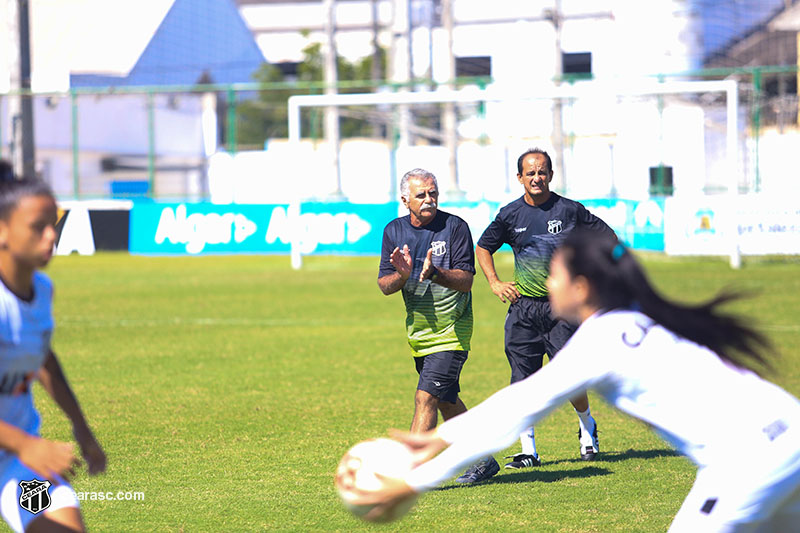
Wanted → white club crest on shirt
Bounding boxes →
[430,241,447,256]
[548,220,563,235]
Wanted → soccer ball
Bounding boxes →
[334,438,418,523]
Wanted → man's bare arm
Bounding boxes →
[476,245,520,303]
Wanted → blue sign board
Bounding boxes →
[580,198,665,251]
[129,199,665,255]
[130,202,397,255]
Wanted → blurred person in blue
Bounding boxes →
[476,148,616,468]
[0,172,106,533]
[378,168,499,484]
[354,229,800,531]
[0,160,13,183]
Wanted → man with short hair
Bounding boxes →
[378,168,499,484]
[476,148,616,469]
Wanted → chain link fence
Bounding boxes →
[0,67,797,201]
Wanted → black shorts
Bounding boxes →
[504,296,576,384]
[414,350,468,403]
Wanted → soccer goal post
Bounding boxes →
[285,79,740,269]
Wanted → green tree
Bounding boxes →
[235,42,387,148]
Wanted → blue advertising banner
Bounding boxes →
[130,202,398,255]
[580,198,665,251]
[278,202,398,255]
[129,199,665,255]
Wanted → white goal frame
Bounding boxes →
[286,79,740,268]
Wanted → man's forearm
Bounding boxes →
[431,268,473,293]
[476,246,501,283]
[378,272,408,295]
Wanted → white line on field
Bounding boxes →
[57,317,390,328]
[56,318,800,331]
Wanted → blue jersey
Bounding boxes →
[379,210,475,357]
[0,272,53,469]
[478,194,615,297]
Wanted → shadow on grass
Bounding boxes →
[434,465,612,491]
[432,448,681,491]
[545,447,681,467]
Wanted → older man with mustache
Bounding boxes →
[377,168,499,484]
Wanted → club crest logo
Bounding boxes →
[430,241,447,256]
[547,220,563,235]
[19,479,51,515]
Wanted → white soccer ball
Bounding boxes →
[334,438,418,523]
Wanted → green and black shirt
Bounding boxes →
[478,194,615,297]
[379,211,474,357]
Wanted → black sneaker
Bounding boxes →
[578,421,599,460]
[503,453,541,469]
[455,456,500,484]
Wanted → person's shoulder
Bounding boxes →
[496,196,526,217]
[33,271,53,285]
[384,215,409,230]
[33,272,54,297]
[502,196,526,210]
[583,310,658,341]
[437,209,468,228]
[552,192,581,206]
[569,311,624,349]
[385,214,409,225]
[552,193,591,213]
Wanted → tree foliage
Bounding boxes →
[235,42,387,147]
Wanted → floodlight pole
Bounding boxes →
[323,0,343,198]
[548,1,566,194]
[441,0,462,199]
[370,0,382,138]
[542,2,614,194]
[17,0,35,178]
[7,0,36,178]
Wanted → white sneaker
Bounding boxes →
[579,418,599,460]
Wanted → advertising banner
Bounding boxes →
[129,202,397,255]
[579,198,665,251]
[664,196,800,256]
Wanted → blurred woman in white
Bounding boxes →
[355,229,800,532]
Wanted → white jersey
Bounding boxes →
[0,272,54,469]
[407,310,800,491]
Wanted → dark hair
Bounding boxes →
[517,148,553,175]
[0,178,55,220]
[558,229,774,373]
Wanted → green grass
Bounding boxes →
[27,252,800,532]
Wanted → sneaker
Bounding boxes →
[578,420,599,460]
[503,453,541,469]
[455,457,500,484]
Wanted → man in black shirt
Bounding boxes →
[379,168,500,483]
[477,148,616,469]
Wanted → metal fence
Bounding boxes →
[0,67,797,201]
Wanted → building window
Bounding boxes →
[275,62,300,82]
[562,52,592,77]
[456,56,491,78]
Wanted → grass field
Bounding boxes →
[30,251,800,532]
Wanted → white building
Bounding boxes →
[2,1,772,202]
